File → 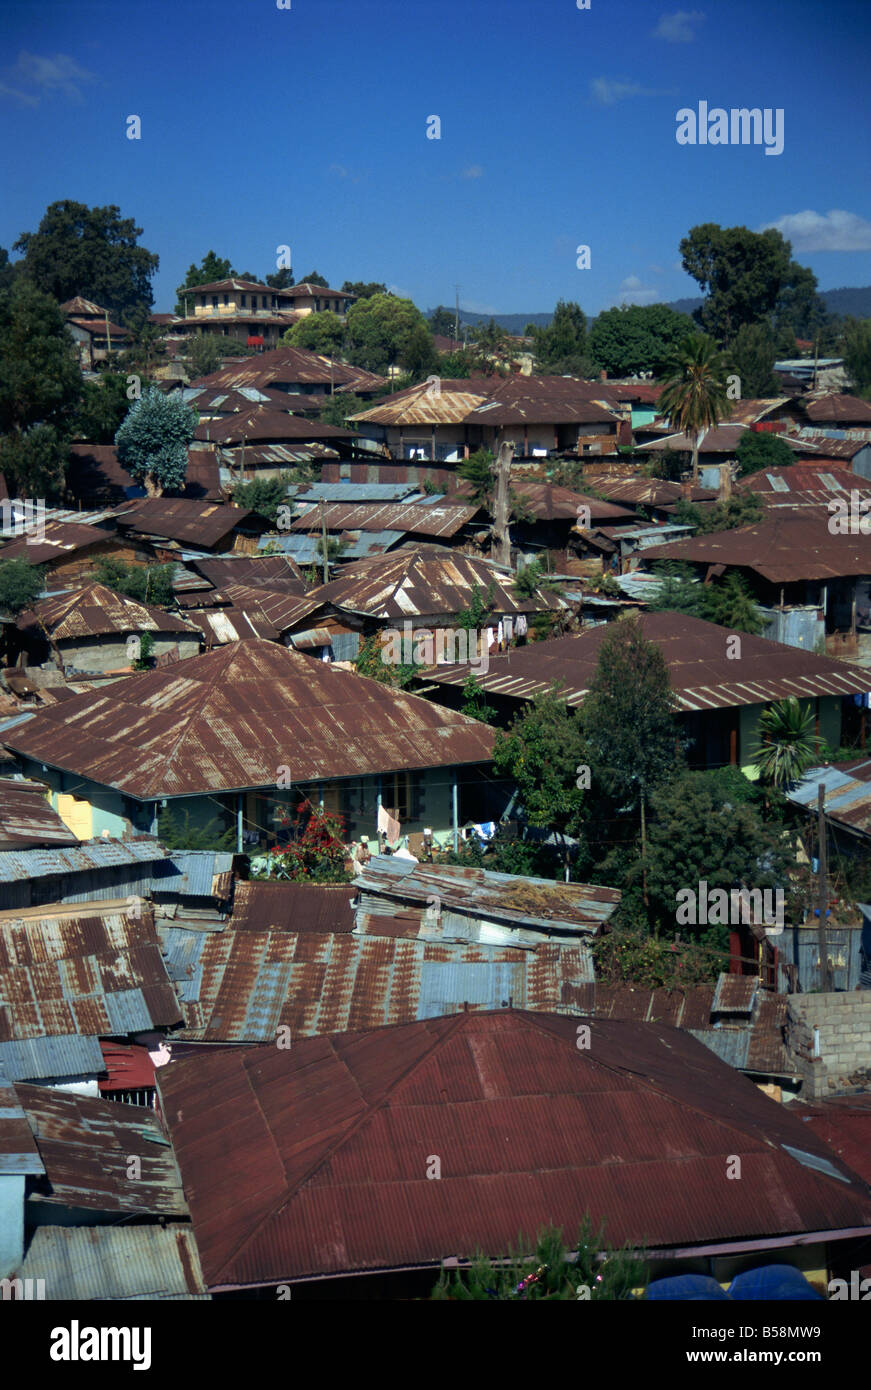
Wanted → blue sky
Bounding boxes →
[1,0,869,316]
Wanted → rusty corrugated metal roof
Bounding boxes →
[0,899,181,1040]
[196,408,353,445]
[804,394,871,424]
[158,1010,871,1288]
[14,1224,209,1299]
[512,481,636,522]
[1,639,496,799]
[193,554,307,592]
[350,379,493,426]
[640,511,871,583]
[160,918,592,1042]
[290,500,479,538]
[589,476,718,507]
[0,520,116,565]
[356,856,619,933]
[17,583,198,642]
[423,611,871,710]
[307,546,564,619]
[0,778,78,850]
[15,1082,188,1215]
[192,344,386,393]
[115,498,254,548]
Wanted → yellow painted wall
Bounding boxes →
[55,793,93,840]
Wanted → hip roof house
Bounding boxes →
[0,639,498,851]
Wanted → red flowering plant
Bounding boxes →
[268,802,352,883]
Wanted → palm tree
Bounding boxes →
[752,697,822,789]
[658,334,730,485]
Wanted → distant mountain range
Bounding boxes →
[437,287,871,334]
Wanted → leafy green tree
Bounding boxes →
[734,428,795,477]
[175,251,235,314]
[114,386,197,497]
[231,475,290,524]
[132,630,155,670]
[283,310,346,355]
[72,373,136,444]
[266,267,294,289]
[438,348,475,377]
[428,305,459,336]
[342,281,387,300]
[529,300,593,374]
[319,392,364,429]
[93,557,176,607]
[398,323,440,381]
[182,333,231,381]
[492,685,588,835]
[702,570,766,634]
[752,697,823,788]
[157,807,236,852]
[457,448,495,508]
[672,491,763,534]
[726,322,779,397]
[771,261,831,344]
[455,581,496,631]
[432,1219,646,1301]
[0,559,45,612]
[843,318,871,398]
[582,616,679,865]
[459,674,497,724]
[0,249,18,293]
[588,303,695,377]
[297,271,329,288]
[0,280,83,497]
[14,200,158,322]
[644,767,793,937]
[345,293,430,373]
[513,555,561,599]
[354,633,420,688]
[679,223,793,343]
[658,333,730,484]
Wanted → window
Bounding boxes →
[241,295,247,307]
[384,771,411,821]
[212,296,218,307]
[223,293,229,305]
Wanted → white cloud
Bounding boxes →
[760,209,871,252]
[328,163,349,178]
[653,10,705,42]
[0,51,96,105]
[460,299,498,316]
[461,165,484,180]
[613,275,659,306]
[589,76,666,105]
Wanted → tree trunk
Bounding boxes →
[491,441,513,566]
[690,433,699,487]
[144,473,163,498]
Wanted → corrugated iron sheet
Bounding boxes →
[356,856,619,933]
[290,500,478,538]
[16,1082,188,1215]
[0,1074,44,1175]
[159,918,593,1042]
[152,851,234,899]
[1,640,496,800]
[18,584,198,641]
[307,546,564,619]
[158,1011,871,1289]
[0,901,181,1041]
[115,498,253,548]
[14,1224,209,1299]
[0,836,166,884]
[0,778,78,850]
[641,511,871,584]
[0,1035,105,1081]
[423,610,871,710]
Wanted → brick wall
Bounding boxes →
[788,993,871,1098]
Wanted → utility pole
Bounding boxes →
[454,285,460,350]
[104,308,111,358]
[492,441,514,567]
[320,499,329,584]
[817,783,831,991]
